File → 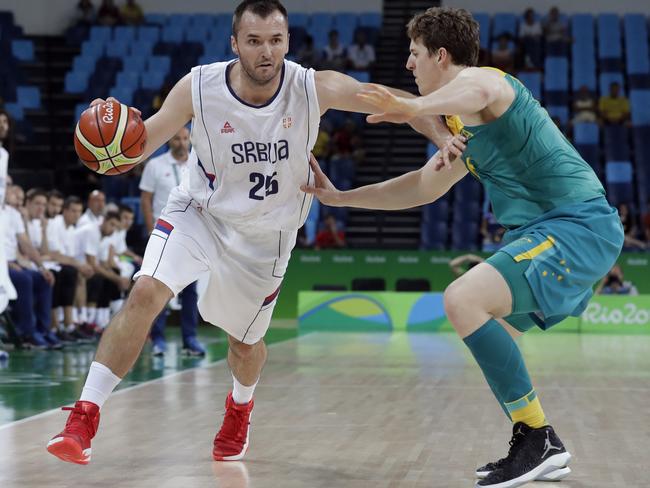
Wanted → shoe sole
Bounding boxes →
[476,466,572,482]
[47,437,91,465]
[213,425,250,461]
[475,452,572,488]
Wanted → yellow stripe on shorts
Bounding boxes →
[513,235,556,262]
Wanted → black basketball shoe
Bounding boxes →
[476,423,572,487]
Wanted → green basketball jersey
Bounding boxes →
[445,68,605,229]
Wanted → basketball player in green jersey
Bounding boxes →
[303,7,624,488]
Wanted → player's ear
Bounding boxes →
[230,35,238,56]
[436,47,448,64]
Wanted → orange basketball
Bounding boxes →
[74,101,147,175]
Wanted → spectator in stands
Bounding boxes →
[449,254,484,278]
[6,184,24,210]
[47,196,94,342]
[78,189,105,227]
[120,0,144,26]
[618,203,646,250]
[297,35,321,69]
[75,0,96,26]
[46,190,65,219]
[4,192,57,348]
[599,82,630,126]
[571,85,598,125]
[543,6,569,44]
[315,215,346,249]
[491,33,515,74]
[0,109,13,161]
[642,197,650,245]
[111,204,142,278]
[322,30,347,71]
[518,8,542,70]
[596,265,638,295]
[97,0,121,27]
[24,189,50,256]
[347,30,376,71]
[332,119,356,158]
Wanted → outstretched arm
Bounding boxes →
[302,150,468,211]
[358,68,512,121]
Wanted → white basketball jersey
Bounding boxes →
[182,59,320,231]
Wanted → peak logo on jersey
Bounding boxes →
[221,121,235,134]
[232,140,289,165]
[282,116,292,129]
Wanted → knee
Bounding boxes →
[443,280,469,332]
[126,277,172,316]
[228,338,261,362]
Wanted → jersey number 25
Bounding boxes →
[249,172,279,201]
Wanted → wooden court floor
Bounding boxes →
[1,331,649,488]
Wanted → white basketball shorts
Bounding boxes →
[135,189,297,344]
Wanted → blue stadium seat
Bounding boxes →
[137,26,160,43]
[630,90,650,126]
[546,106,569,125]
[453,177,481,203]
[186,25,210,43]
[516,72,541,100]
[73,55,97,72]
[167,13,192,28]
[347,71,370,83]
[122,55,146,72]
[17,86,40,109]
[203,39,228,58]
[141,71,166,90]
[108,86,134,106]
[427,142,438,158]
[359,12,381,28]
[472,12,490,50]
[605,161,633,206]
[597,14,622,60]
[190,14,215,30]
[106,40,129,58]
[115,71,139,90]
[571,14,597,92]
[575,144,602,177]
[574,122,600,145]
[4,102,23,121]
[492,13,517,38]
[130,41,154,57]
[215,13,232,31]
[544,57,568,91]
[289,13,309,28]
[421,218,448,251]
[198,54,222,65]
[599,72,625,97]
[89,26,111,43]
[11,40,34,61]
[114,25,135,41]
[81,40,105,59]
[144,13,166,25]
[310,13,334,31]
[452,221,479,251]
[147,55,171,74]
[65,72,90,93]
[333,13,358,45]
[162,25,184,43]
[623,14,650,75]
[604,125,630,160]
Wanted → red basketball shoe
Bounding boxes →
[213,393,254,461]
[46,401,100,465]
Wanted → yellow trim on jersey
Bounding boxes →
[465,157,480,179]
[513,236,556,262]
[480,66,507,77]
[445,114,464,135]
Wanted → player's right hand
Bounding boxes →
[89,97,142,117]
[300,154,343,207]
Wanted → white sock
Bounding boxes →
[232,374,258,404]
[87,307,97,324]
[79,361,122,408]
[72,307,79,324]
[80,307,88,323]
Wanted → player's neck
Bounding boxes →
[229,61,282,106]
[441,65,467,86]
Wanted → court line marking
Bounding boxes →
[0,334,303,432]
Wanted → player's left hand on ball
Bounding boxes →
[434,135,467,171]
[300,154,343,207]
[358,84,418,124]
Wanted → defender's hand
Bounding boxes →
[300,154,343,207]
[434,134,467,171]
[358,84,419,124]
[89,97,141,117]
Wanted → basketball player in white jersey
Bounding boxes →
[47,0,459,465]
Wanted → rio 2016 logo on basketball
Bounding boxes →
[102,101,115,124]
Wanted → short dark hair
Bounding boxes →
[26,188,48,202]
[232,0,288,36]
[63,196,83,210]
[47,189,65,201]
[104,211,121,222]
[406,7,479,67]
[118,204,134,216]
